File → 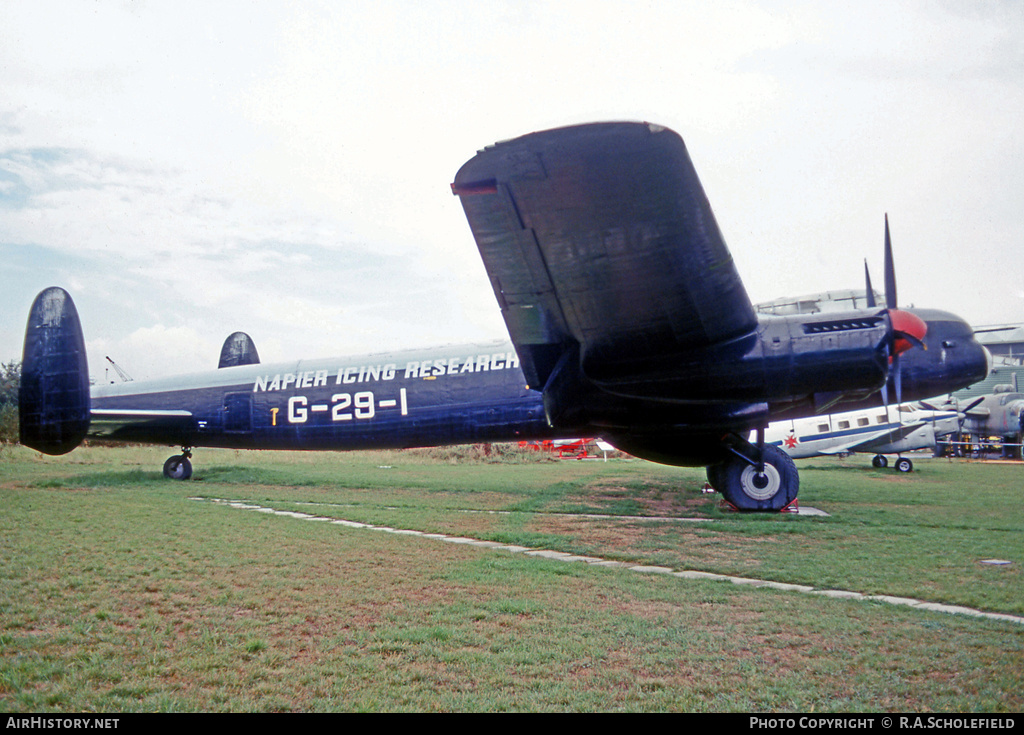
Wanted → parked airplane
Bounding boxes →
[518,437,613,459]
[19,122,991,512]
[926,374,1024,456]
[766,404,961,472]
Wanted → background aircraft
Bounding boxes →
[926,374,1024,458]
[20,122,991,512]
[766,404,960,472]
[518,438,615,459]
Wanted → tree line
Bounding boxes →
[1,360,20,444]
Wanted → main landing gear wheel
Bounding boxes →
[894,456,913,473]
[718,444,798,512]
[163,454,193,480]
[872,454,888,468]
[705,462,725,492]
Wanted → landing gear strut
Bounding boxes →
[708,430,799,512]
[163,448,193,480]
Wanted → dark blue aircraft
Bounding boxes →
[19,122,991,511]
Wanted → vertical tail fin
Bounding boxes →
[218,332,260,368]
[19,287,90,455]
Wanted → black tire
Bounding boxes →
[718,444,799,512]
[872,454,888,468]
[705,462,725,491]
[163,455,193,480]
[895,457,913,473]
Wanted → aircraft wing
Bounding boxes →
[452,122,756,393]
[824,421,933,455]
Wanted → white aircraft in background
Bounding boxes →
[765,404,961,473]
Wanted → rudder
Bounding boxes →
[19,287,90,455]
[218,332,260,368]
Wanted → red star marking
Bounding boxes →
[783,433,798,449]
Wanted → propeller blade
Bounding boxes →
[961,396,985,416]
[874,214,926,411]
[884,213,897,310]
[881,339,891,409]
[948,396,986,436]
[864,260,877,308]
[894,354,903,405]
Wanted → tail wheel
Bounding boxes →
[894,457,913,473]
[719,444,799,512]
[163,455,193,480]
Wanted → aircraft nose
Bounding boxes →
[982,345,993,378]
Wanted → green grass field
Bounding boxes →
[1,444,1021,712]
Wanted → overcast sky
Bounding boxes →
[2,1,1021,382]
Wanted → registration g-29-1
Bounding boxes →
[283,389,408,424]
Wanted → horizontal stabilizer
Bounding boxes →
[218,332,260,368]
[89,408,194,442]
[20,287,91,455]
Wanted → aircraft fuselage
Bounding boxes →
[766,407,959,460]
[89,342,559,451]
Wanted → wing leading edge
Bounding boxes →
[452,122,757,393]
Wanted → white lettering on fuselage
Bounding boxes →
[252,351,520,393]
[403,351,518,379]
[287,389,407,424]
